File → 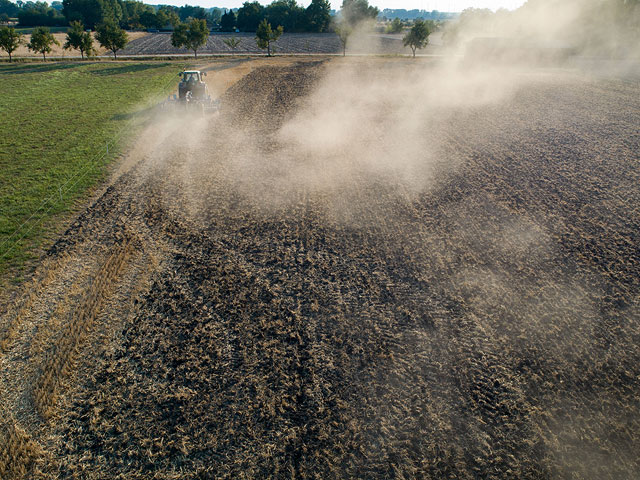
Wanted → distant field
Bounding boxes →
[0,62,178,281]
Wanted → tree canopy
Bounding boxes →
[386,17,404,33]
[305,0,331,33]
[95,19,127,58]
[2,0,340,34]
[265,0,304,33]
[171,17,208,58]
[403,19,430,57]
[255,18,282,56]
[27,26,60,60]
[0,0,20,17]
[63,0,108,29]
[0,25,22,62]
[340,0,378,26]
[333,21,351,56]
[220,9,236,32]
[63,20,93,58]
[18,1,66,27]
[236,1,264,32]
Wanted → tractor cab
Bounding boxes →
[182,71,203,83]
[178,70,208,100]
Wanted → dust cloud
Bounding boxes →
[444,0,640,63]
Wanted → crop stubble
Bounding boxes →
[0,59,639,478]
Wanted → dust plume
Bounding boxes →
[444,0,640,61]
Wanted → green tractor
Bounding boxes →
[164,70,219,114]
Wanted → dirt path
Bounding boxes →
[1,58,639,479]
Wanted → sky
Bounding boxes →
[149,0,529,13]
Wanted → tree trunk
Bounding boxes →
[113,49,117,60]
[81,50,84,60]
[194,49,197,58]
[8,52,11,63]
[267,42,271,56]
[412,46,416,58]
[42,51,46,61]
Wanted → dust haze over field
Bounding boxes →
[444,0,640,59]
[1,5,639,477]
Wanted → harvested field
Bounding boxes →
[11,31,148,58]
[1,57,639,479]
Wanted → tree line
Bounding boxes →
[1,0,435,61]
[219,0,331,33]
[0,0,333,32]
[0,18,127,60]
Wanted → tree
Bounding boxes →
[220,9,235,32]
[333,0,377,56]
[171,18,208,58]
[403,18,430,57]
[265,0,304,32]
[305,0,331,33]
[95,20,127,59]
[64,20,93,58]
[18,2,66,27]
[0,0,20,17]
[223,36,241,51]
[138,9,157,29]
[386,17,403,33]
[236,1,264,32]
[157,6,179,28]
[333,21,351,56]
[0,25,21,62]
[102,0,122,24]
[209,7,223,25]
[341,0,378,26]
[255,18,282,56]
[171,21,187,49]
[27,26,59,61]
[62,0,104,29]
[177,4,207,22]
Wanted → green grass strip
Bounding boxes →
[0,61,180,281]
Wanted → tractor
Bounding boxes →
[164,70,219,114]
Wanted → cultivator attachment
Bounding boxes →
[162,70,219,115]
[163,93,220,114]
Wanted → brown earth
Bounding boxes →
[0,57,639,479]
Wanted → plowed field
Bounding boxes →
[1,58,639,479]
[119,32,433,56]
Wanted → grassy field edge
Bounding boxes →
[0,61,183,294]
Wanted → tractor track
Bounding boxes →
[1,59,639,479]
